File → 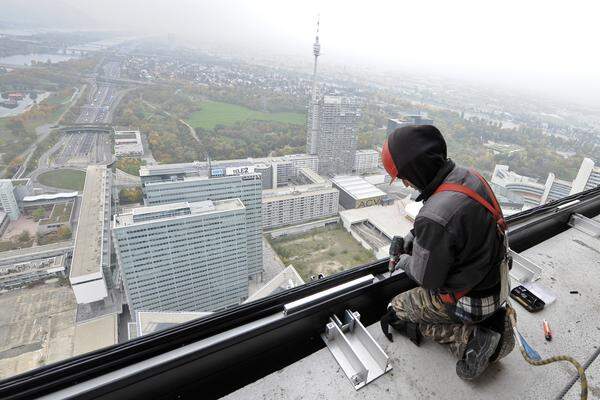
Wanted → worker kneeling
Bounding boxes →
[380,125,514,380]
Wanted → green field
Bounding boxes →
[186,100,305,130]
[270,226,376,281]
[38,169,86,191]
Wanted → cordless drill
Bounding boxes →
[388,235,405,276]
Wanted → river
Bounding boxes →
[0,53,80,67]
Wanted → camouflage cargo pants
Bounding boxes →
[391,287,473,359]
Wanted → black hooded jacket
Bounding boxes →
[388,125,504,294]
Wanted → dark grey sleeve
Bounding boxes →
[404,217,456,289]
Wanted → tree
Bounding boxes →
[17,231,31,243]
[32,207,46,221]
[119,187,143,204]
[57,226,72,240]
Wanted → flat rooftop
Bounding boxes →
[72,314,118,356]
[135,311,212,337]
[340,199,414,240]
[139,154,317,177]
[70,166,107,279]
[262,185,337,202]
[331,175,386,200]
[113,199,245,228]
[226,214,600,400]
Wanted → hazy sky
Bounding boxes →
[5,0,600,105]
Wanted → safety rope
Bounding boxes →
[506,306,588,400]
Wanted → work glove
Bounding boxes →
[388,253,410,274]
[403,231,414,255]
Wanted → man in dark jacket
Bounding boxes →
[380,125,514,380]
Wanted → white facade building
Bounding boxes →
[141,172,263,276]
[0,179,20,220]
[113,200,249,313]
[139,154,318,190]
[262,185,339,229]
[570,158,600,195]
[354,149,380,174]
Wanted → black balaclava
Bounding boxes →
[387,125,449,192]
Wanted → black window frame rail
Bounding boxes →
[1,186,599,400]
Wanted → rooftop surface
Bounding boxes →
[113,199,245,228]
[38,202,73,226]
[340,200,414,241]
[227,214,600,400]
[262,184,337,202]
[135,311,212,337]
[245,265,305,303]
[70,166,107,278]
[139,154,317,177]
[332,175,386,200]
[72,314,118,356]
[0,282,77,378]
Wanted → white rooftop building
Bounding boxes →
[331,175,387,209]
[114,130,144,157]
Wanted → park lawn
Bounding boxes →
[185,100,305,130]
[38,169,86,191]
[270,225,376,281]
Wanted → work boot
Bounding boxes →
[456,326,501,380]
[490,308,515,363]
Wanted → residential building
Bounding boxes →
[386,115,434,134]
[570,157,600,195]
[141,172,263,276]
[0,179,20,220]
[354,149,380,174]
[139,154,318,190]
[331,175,387,209]
[262,184,339,229]
[310,95,361,176]
[112,200,249,313]
[69,166,111,304]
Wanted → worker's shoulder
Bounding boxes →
[417,191,467,227]
[416,166,479,227]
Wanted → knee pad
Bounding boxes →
[380,308,422,346]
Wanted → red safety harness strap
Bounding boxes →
[433,170,506,304]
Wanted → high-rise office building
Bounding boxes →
[570,157,600,195]
[0,179,20,220]
[113,200,249,312]
[141,172,263,276]
[311,95,361,176]
[304,20,360,177]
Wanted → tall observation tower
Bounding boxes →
[306,17,321,155]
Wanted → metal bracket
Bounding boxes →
[568,213,600,238]
[321,309,392,390]
[509,249,543,283]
